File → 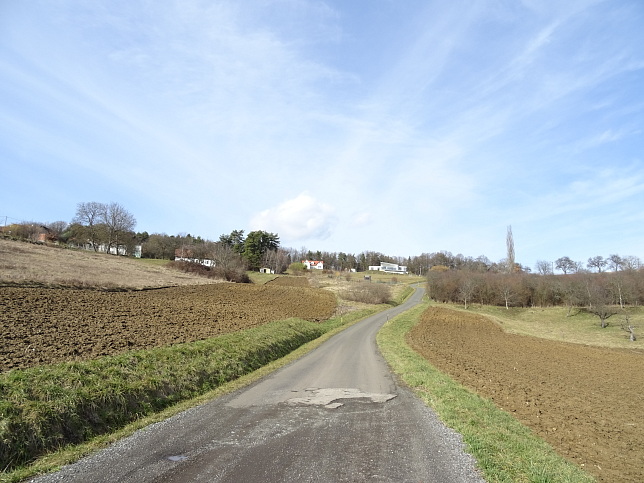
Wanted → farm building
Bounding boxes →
[302,260,324,270]
[368,262,408,274]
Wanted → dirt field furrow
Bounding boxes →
[407,306,644,483]
[1,284,336,371]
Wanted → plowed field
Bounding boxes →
[1,284,336,372]
[408,306,644,483]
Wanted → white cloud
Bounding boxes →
[2,0,644,264]
[249,193,336,242]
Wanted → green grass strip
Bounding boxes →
[392,284,414,306]
[377,302,595,483]
[0,318,329,472]
[1,306,383,481]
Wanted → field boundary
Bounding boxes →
[0,319,327,475]
[377,302,595,483]
[1,306,384,483]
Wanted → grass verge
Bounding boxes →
[246,271,279,284]
[393,284,414,306]
[377,302,595,483]
[1,306,382,482]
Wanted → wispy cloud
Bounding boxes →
[1,0,643,264]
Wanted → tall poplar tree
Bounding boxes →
[506,225,515,273]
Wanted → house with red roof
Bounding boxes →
[302,260,324,270]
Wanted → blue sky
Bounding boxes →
[2,0,643,268]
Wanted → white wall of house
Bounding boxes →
[368,262,408,274]
[302,260,324,270]
[175,257,216,267]
[80,243,142,257]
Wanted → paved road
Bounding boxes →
[33,286,483,482]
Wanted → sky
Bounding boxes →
[1,0,643,268]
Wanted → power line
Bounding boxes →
[1,215,31,226]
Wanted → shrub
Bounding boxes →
[288,262,306,275]
[341,282,392,304]
[168,261,250,283]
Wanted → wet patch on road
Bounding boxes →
[166,455,188,462]
[287,388,396,409]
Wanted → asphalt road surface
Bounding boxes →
[33,286,484,482]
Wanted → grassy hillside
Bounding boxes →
[0,238,216,289]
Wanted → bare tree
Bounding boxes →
[210,242,247,271]
[497,274,517,309]
[557,275,584,316]
[262,248,290,274]
[555,256,577,274]
[586,276,618,328]
[72,202,104,251]
[621,255,642,271]
[621,314,637,342]
[607,254,623,272]
[535,260,553,275]
[46,221,69,238]
[587,256,607,273]
[458,273,477,309]
[72,201,136,254]
[103,202,136,254]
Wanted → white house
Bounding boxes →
[367,262,408,274]
[80,243,142,258]
[302,260,324,270]
[174,247,215,267]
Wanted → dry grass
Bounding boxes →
[0,239,219,290]
[444,303,644,350]
[308,270,420,300]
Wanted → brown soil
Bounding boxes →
[1,284,336,372]
[407,306,644,483]
[266,276,310,287]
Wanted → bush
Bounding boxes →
[168,261,250,283]
[288,262,306,275]
[341,282,392,304]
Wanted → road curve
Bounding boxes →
[32,286,483,482]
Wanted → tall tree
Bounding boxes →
[72,201,136,254]
[243,230,279,270]
[555,256,577,274]
[219,230,246,254]
[506,225,515,273]
[587,256,607,273]
[72,201,104,251]
[607,254,623,271]
[103,202,136,254]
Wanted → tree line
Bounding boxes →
[2,202,141,256]
[3,202,642,282]
[426,268,643,334]
[165,229,282,273]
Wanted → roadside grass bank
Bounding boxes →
[1,306,382,483]
[393,284,414,305]
[377,302,594,483]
